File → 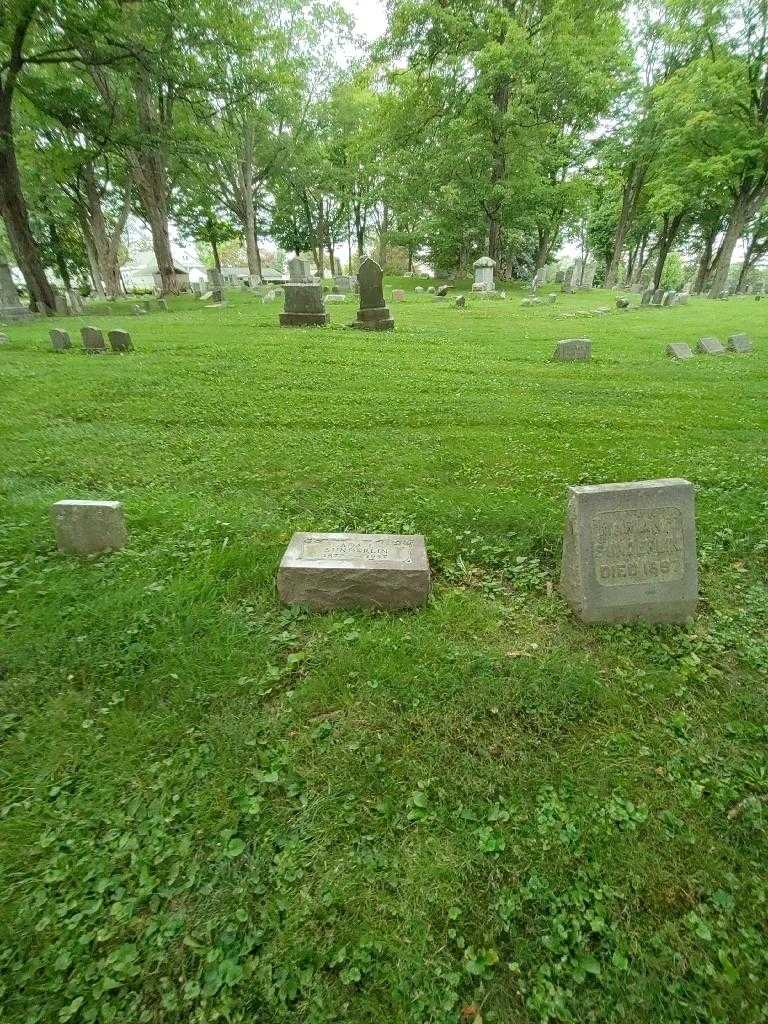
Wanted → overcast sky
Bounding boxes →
[340,0,389,40]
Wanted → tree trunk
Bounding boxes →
[0,86,56,311]
[378,203,389,270]
[708,185,767,297]
[316,200,325,279]
[80,218,107,297]
[240,122,262,286]
[48,220,71,291]
[652,212,685,289]
[605,163,647,288]
[534,225,550,271]
[486,79,510,263]
[692,231,715,293]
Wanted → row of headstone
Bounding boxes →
[51,476,699,624]
[563,261,597,290]
[666,334,753,360]
[277,257,394,331]
[51,326,133,353]
[642,288,688,307]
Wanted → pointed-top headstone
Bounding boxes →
[350,258,394,331]
[288,257,313,282]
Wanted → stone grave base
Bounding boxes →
[350,306,394,330]
[279,312,330,327]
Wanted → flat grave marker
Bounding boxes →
[697,336,726,355]
[728,333,753,353]
[51,500,128,556]
[666,343,694,360]
[553,338,592,362]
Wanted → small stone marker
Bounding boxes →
[278,532,431,611]
[51,500,128,556]
[350,257,394,331]
[641,288,654,305]
[547,293,557,304]
[553,338,591,362]
[697,336,725,355]
[415,286,424,294]
[427,286,435,294]
[727,333,752,353]
[81,326,106,353]
[456,295,466,308]
[616,298,630,309]
[436,284,450,297]
[560,478,698,623]
[279,281,329,326]
[142,299,152,313]
[157,298,168,311]
[132,305,148,316]
[325,293,346,303]
[392,289,406,301]
[200,290,213,302]
[666,343,694,360]
[50,329,71,351]
[108,329,133,353]
[651,288,664,305]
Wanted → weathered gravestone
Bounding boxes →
[279,278,329,327]
[108,329,133,353]
[697,336,726,355]
[547,293,557,304]
[456,295,466,308]
[666,343,694,360]
[132,305,148,316]
[616,298,630,309]
[473,256,496,292]
[157,298,168,311]
[553,338,592,362]
[641,288,654,305]
[427,286,435,294]
[651,288,665,305]
[0,261,31,321]
[333,275,354,293]
[555,270,565,284]
[81,326,107,353]
[728,333,753,353]
[210,288,224,304]
[50,329,71,352]
[560,478,698,623]
[288,257,313,282]
[350,257,394,331]
[142,299,152,313]
[392,289,406,302]
[676,293,689,305]
[51,500,128,556]
[277,532,431,611]
[436,284,450,297]
[325,293,346,303]
[53,294,68,315]
[415,286,424,294]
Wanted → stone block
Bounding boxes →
[697,336,725,354]
[278,532,431,611]
[280,282,328,326]
[108,329,133,353]
[553,338,591,362]
[456,295,466,308]
[50,329,71,351]
[560,479,698,623]
[727,333,752,353]
[666,343,694,360]
[81,326,106,353]
[51,500,128,556]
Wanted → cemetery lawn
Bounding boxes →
[2,283,768,1024]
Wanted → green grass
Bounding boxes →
[1,280,767,1024]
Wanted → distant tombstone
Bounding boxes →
[547,293,557,304]
[473,256,496,291]
[662,291,676,306]
[288,256,313,282]
[157,298,168,311]
[392,289,406,301]
[108,329,133,353]
[142,299,152,313]
[520,298,532,307]
[50,329,71,352]
[210,288,224,304]
[456,295,466,308]
[676,293,689,305]
[641,288,654,305]
[0,261,31,321]
[666,343,694,360]
[436,284,450,297]
[555,270,565,284]
[415,286,424,294]
[279,281,329,327]
[616,298,630,309]
[199,290,213,302]
[51,499,128,556]
[580,263,597,289]
[277,532,430,611]
[53,294,68,315]
[651,288,664,305]
[325,293,346,303]
[81,325,106,353]
[350,257,394,331]
[727,333,752,353]
[697,336,726,355]
[531,268,546,292]
[333,275,354,293]
[427,286,435,294]
[553,338,591,362]
[560,478,698,623]
[132,305,148,316]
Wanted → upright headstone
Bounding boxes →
[547,293,557,304]
[0,262,31,321]
[579,262,597,289]
[651,288,664,305]
[662,291,676,306]
[473,256,496,292]
[666,343,694,360]
[560,479,698,623]
[333,275,354,293]
[53,293,69,315]
[81,325,107,353]
[277,532,431,611]
[616,298,630,309]
[108,329,133,353]
[727,333,752,353]
[553,338,592,362]
[51,500,128,556]
[279,274,329,327]
[456,295,466,308]
[697,336,725,355]
[288,256,313,282]
[157,298,168,311]
[50,329,71,352]
[641,288,654,305]
[555,270,565,284]
[350,257,394,331]
[436,284,450,297]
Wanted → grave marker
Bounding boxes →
[727,333,752,353]
[473,256,496,292]
[50,329,71,351]
[279,281,329,327]
[108,329,133,353]
[697,336,725,354]
[350,257,394,331]
[553,338,592,362]
[278,532,431,611]
[51,500,128,556]
[666,343,694,360]
[560,478,698,623]
[81,326,106,353]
